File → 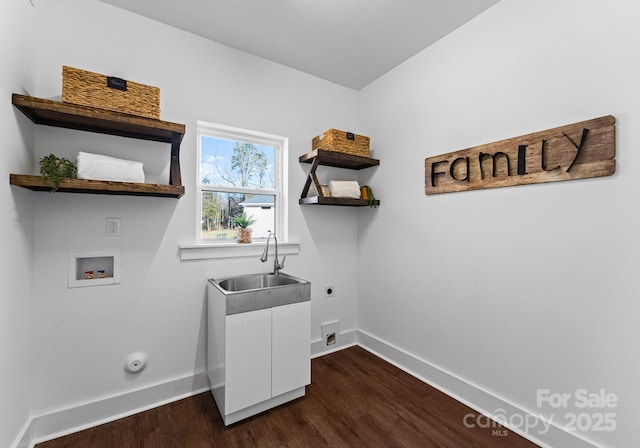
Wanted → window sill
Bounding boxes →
[179,241,300,261]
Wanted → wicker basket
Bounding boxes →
[312,129,370,157]
[62,66,160,119]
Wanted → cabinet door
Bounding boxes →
[272,301,311,397]
[225,308,272,414]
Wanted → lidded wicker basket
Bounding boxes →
[62,66,160,119]
[312,129,370,157]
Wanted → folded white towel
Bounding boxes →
[329,180,361,198]
[77,151,145,183]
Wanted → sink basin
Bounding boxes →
[218,273,299,292]
[208,272,310,315]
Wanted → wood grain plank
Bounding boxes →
[10,174,184,198]
[12,94,185,141]
[425,116,615,194]
[299,149,380,170]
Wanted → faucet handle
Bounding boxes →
[278,255,286,269]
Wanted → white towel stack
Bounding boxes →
[329,180,361,198]
[77,151,145,183]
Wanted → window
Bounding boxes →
[197,121,287,243]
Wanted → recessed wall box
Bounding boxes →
[69,250,120,288]
[321,321,340,346]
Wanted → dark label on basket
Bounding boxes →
[107,76,127,91]
[346,132,355,140]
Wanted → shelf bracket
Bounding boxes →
[170,131,182,186]
[300,157,324,199]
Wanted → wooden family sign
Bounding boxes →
[424,116,616,195]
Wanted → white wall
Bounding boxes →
[13,0,361,439]
[358,1,640,447]
[0,1,36,447]
[13,0,640,446]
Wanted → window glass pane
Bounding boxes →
[200,135,275,189]
[201,191,275,241]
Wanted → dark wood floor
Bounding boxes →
[37,346,540,447]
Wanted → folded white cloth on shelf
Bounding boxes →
[329,180,361,198]
[77,151,145,183]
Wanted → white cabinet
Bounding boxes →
[272,302,311,397]
[225,308,272,414]
[207,284,310,425]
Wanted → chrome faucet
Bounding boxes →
[260,232,285,275]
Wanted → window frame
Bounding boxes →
[196,121,288,244]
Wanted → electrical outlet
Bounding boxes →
[321,321,339,346]
[324,285,335,298]
[106,217,122,237]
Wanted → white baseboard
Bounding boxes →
[15,330,600,448]
[310,328,358,358]
[13,417,34,448]
[16,372,210,448]
[16,328,358,448]
[356,329,600,448]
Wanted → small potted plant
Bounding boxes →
[233,212,257,244]
[39,154,77,192]
[360,185,378,208]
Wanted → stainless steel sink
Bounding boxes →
[208,272,310,315]
[218,273,300,292]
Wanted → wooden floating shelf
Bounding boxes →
[299,149,379,170]
[299,149,380,207]
[10,94,186,199]
[11,94,185,143]
[10,174,185,198]
[299,196,379,207]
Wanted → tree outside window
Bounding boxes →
[197,122,286,242]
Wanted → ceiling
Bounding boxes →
[99,0,500,90]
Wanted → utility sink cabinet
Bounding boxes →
[207,277,311,425]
